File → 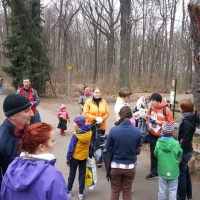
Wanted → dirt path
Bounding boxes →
[0,93,199,200]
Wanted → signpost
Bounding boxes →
[67,66,72,100]
[170,78,177,118]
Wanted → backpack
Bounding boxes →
[149,105,167,118]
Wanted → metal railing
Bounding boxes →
[174,123,200,154]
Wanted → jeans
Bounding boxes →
[177,151,193,200]
[110,167,136,200]
[67,157,87,194]
[158,176,178,200]
[0,84,3,94]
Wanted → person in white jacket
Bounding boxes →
[114,87,133,121]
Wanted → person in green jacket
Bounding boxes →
[154,122,183,200]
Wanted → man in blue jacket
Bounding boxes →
[0,94,34,190]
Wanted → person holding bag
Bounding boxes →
[105,106,141,200]
[83,87,110,168]
[66,115,92,200]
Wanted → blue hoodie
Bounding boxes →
[0,154,69,200]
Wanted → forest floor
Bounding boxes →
[39,91,200,181]
[2,85,200,181]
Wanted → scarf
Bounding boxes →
[177,112,194,139]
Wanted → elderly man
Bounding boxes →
[16,77,40,124]
[0,94,34,189]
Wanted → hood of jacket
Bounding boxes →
[184,113,200,126]
[157,137,177,152]
[3,154,56,191]
[152,100,168,110]
[73,129,92,144]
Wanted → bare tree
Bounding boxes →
[120,0,131,88]
[188,0,200,115]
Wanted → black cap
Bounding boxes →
[3,94,32,117]
[150,93,162,102]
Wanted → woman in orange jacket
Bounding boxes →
[83,87,110,135]
[83,87,110,168]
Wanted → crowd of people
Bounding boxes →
[0,81,199,200]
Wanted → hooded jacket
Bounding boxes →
[178,113,200,153]
[66,127,92,160]
[154,137,183,180]
[146,100,174,137]
[0,154,69,200]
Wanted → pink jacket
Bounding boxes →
[57,109,69,120]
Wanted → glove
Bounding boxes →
[96,117,103,124]
[149,118,156,124]
[66,159,70,167]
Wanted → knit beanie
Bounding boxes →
[3,94,32,117]
[150,93,162,102]
[60,104,66,110]
[74,115,86,126]
[161,122,174,137]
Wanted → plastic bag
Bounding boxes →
[85,157,97,190]
[94,149,102,163]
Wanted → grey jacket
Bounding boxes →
[16,87,40,107]
[78,95,92,114]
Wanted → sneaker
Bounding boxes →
[67,191,73,198]
[78,192,84,200]
[146,173,158,180]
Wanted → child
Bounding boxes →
[154,122,183,200]
[133,95,151,114]
[66,115,92,200]
[57,104,70,136]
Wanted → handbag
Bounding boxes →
[102,147,113,181]
[85,157,97,190]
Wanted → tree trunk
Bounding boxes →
[164,0,178,85]
[120,0,131,88]
[188,1,200,115]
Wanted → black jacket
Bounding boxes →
[178,113,200,153]
[0,119,19,188]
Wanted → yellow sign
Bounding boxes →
[67,66,73,70]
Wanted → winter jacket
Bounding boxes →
[154,137,183,180]
[0,119,19,189]
[114,97,129,121]
[57,110,69,120]
[146,100,174,137]
[16,86,40,114]
[105,119,141,165]
[178,113,200,153]
[83,98,110,131]
[0,154,69,200]
[66,127,92,160]
[78,94,92,114]
[135,96,149,111]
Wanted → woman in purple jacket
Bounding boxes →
[0,122,69,200]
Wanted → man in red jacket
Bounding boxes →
[16,78,40,124]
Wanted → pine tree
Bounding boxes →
[2,0,52,94]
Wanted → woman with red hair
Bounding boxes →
[0,122,69,200]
